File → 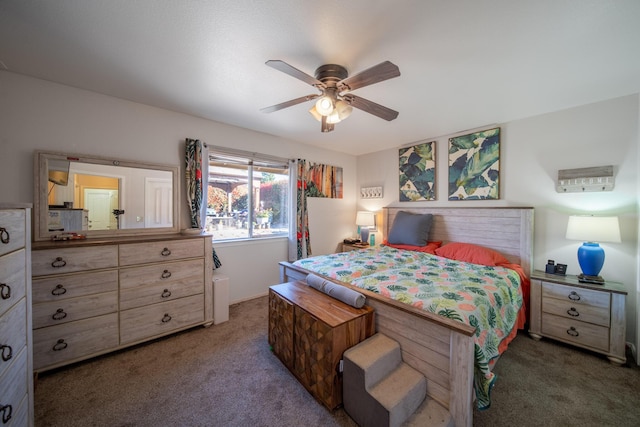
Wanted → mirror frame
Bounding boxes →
[34,150,180,241]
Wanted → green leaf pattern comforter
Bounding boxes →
[293,246,523,410]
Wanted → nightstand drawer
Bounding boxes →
[541,313,609,352]
[542,296,609,327]
[542,282,610,310]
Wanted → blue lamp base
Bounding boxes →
[577,242,605,283]
[360,228,370,244]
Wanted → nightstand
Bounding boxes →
[341,242,370,252]
[529,270,627,365]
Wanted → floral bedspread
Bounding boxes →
[293,246,523,410]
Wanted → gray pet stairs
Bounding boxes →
[343,333,452,427]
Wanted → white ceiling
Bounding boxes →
[1,0,639,156]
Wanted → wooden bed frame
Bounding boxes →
[279,207,534,427]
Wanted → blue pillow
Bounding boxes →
[387,211,433,246]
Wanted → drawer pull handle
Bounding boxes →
[161,289,172,298]
[567,307,580,317]
[52,308,68,321]
[0,404,12,424]
[566,326,579,337]
[0,284,10,300]
[161,247,171,256]
[161,270,172,279]
[0,345,12,362]
[52,284,67,296]
[51,257,67,268]
[52,339,68,351]
[0,227,9,244]
[568,291,581,301]
[161,313,172,323]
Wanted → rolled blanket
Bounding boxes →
[305,274,366,308]
[306,273,328,292]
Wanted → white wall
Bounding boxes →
[0,72,357,303]
[357,94,640,355]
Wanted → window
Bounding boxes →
[207,147,290,241]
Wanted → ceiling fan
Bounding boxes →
[260,60,400,132]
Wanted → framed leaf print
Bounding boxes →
[448,127,500,200]
[399,141,436,201]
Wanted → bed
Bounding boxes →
[279,207,533,427]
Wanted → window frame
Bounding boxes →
[207,146,291,242]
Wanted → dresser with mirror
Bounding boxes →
[31,151,213,373]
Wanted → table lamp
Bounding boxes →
[565,215,621,283]
[356,211,375,244]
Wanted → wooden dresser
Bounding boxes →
[529,270,627,365]
[268,281,374,409]
[31,233,213,372]
[0,204,34,426]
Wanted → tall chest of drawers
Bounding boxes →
[0,204,34,427]
[31,234,213,372]
[529,270,627,365]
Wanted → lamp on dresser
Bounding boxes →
[355,211,375,244]
[565,215,621,284]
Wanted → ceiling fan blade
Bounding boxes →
[260,94,319,113]
[345,94,399,121]
[338,61,400,92]
[266,60,325,88]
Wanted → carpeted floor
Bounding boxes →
[34,295,640,427]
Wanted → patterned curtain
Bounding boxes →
[185,138,221,269]
[288,159,311,261]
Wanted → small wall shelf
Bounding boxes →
[556,166,614,193]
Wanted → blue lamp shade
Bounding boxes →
[566,215,621,278]
[356,211,375,244]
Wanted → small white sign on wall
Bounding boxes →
[557,166,614,193]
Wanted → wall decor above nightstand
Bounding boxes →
[556,165,614,193]
[529,270,627,365]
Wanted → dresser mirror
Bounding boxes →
[34,150,180,241]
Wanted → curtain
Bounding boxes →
[288,159,311,261]
[186,138,222,269]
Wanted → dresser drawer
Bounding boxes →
[120,259,204,310]
[33,313,119,371]
[542,295,610,327]
[0,299,27,380]
[0,346,28,420]
[542,282,610,310]
[33,291,118,329]
[541,313,609,352]
[119,239,204,266]
[32,246,118,276]
[120,295,205,344]
[0,249,26,317]
[0,209,26,257]
[6,392,29,427]
[32,270,118,304]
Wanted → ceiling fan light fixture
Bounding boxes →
[335,99,353,120]
[308,105,323,121]
[315,95,334,116]
[326,110,342,124]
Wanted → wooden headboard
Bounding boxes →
[383,207,534,276]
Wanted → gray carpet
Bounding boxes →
[35,295,640,427]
